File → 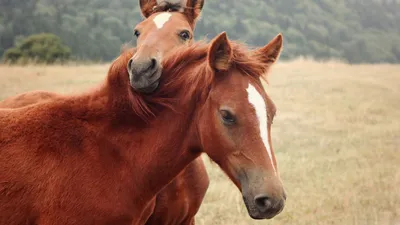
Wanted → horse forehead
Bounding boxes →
[152,12,190,30]
[153,12,172,29]
[246,82,267,114]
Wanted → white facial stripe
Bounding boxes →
[246,83,276,173]
[153,12,172,29]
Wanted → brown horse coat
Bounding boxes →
[0,0,210,224]
[0,32,286,224]
[0,90,209,225]
[0,46,207,225]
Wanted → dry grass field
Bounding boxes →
[0,60,399,225]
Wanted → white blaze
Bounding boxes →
[153,12,172,29]
[246,83,276,173]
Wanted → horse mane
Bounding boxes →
[106,40,272,123]
[152,1,183,13]
[157,40,272,101]
[145,1,201,26]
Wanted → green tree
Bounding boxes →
[3,33,71,64]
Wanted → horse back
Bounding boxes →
[0,90,59,108]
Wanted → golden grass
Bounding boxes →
[1,59,399,225]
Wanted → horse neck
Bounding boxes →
[49,81,111,124]
[103,60,208,204]
[129,112,201,201]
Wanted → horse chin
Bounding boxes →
[129,69,161,94]
[135,81,160,94]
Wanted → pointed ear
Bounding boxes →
[253,33,283,65]
[139,0,158,18]
[208,32,233,72]
[183,0,205,26]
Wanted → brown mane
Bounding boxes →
[159,40,272,99]
[141,0,203,27]
[151,1,183,13]
[106,40,273,123]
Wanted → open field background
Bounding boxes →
[1,60,399,225]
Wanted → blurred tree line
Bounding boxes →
[1,0,399,63]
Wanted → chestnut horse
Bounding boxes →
[0,1,209,225]
[0,32,286,225]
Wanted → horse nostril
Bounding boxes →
[150,58,157,70]
[128,59,133,70]
[254,194,272,212]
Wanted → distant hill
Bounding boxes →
[1,0,399,63]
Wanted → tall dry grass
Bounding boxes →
[1,59,399,225]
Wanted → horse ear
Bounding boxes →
[253,33,283,66]
[183,0,205,25]
[139,0,158,18]
[208,32,233,72]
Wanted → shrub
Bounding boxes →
[3,33,71,64]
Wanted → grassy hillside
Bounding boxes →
[1,0,400,63]
[1,61,399,224]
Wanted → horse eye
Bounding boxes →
[220,110,236,125]
[179,30,191,41]
[134,29,140,37]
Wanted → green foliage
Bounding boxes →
[0,0,399,63]
[3,33,71,64]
